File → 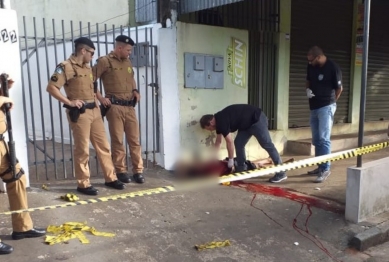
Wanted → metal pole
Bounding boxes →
[69,20,75,177]
[23,16,39,179]
[357,0,371,168]
[43,18,58,179]
[33,17,49,180]
[145,28,149,167]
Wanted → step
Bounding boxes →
[286,130,388,156]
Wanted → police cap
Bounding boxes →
[74,37,95,49]
[115,35,135,46]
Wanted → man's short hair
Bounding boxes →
[75,43,89,53]
[74,37,95,49]
[200,114,214,129]
[308,46,324,57]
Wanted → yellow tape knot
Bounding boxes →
[45,222,115,245]
[60,193,80,202]
[195,240,231,251]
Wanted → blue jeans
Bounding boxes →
[234,113,283,173]
[310,103,336,171]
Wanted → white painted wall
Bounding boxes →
[0,8,29,190]
[157,26,180,170]
[21,24,163,166]
[11,0,131,47]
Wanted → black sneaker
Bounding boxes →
[307,168,321,175]
[77,186,99,195]
[105,180,125,190]
[133,173,145,184]
[117,172,132,183]
[11,228,46,240]
[0,241,13,255]
[269,173,287,183]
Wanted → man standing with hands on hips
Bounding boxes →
[306,46,343,183]
[93,35,144,184]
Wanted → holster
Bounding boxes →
[1,168,25,184]
[63,104,86,123]
[0,139,24,184]
[100,104,110,118]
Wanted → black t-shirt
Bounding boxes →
[306,59,342,110]
[214,104,262,137]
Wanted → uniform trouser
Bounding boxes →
[0,140,33,235]
[67,107,117,188]
[106,105,143,174]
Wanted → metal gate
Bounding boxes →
[248,31,277,130]
[19,17,160,181]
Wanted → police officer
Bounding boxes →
[0,76,45,255]
[93,35,144,184]
[46,37,125,195]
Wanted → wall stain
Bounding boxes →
[205,133,216,147]
[186,120,198,127]
[191,106,197,110]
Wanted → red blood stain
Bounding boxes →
[232,181,343,262]
[232,181,344,214]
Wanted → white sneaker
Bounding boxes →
[314,170,331,183]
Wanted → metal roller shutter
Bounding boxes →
[288,0,353,128]
[365,0,389,121]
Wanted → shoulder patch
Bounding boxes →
[50,74,58,82]
[55,66,63,74]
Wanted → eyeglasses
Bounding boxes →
[85,49,95,56]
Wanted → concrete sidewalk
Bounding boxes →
[253,146,389,253]
[268,147,389,206]
[0,146,388,261]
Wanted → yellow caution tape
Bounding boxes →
[195,240,231,251]
[45,222,115,245]
[60,193,79,202]
[218,141,389,184]
[0,141,388,216]
[0,186,176,215]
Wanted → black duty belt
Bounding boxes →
[110,98,135,107]
[84,102,96,109]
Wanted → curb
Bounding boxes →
[349,222,389,251]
